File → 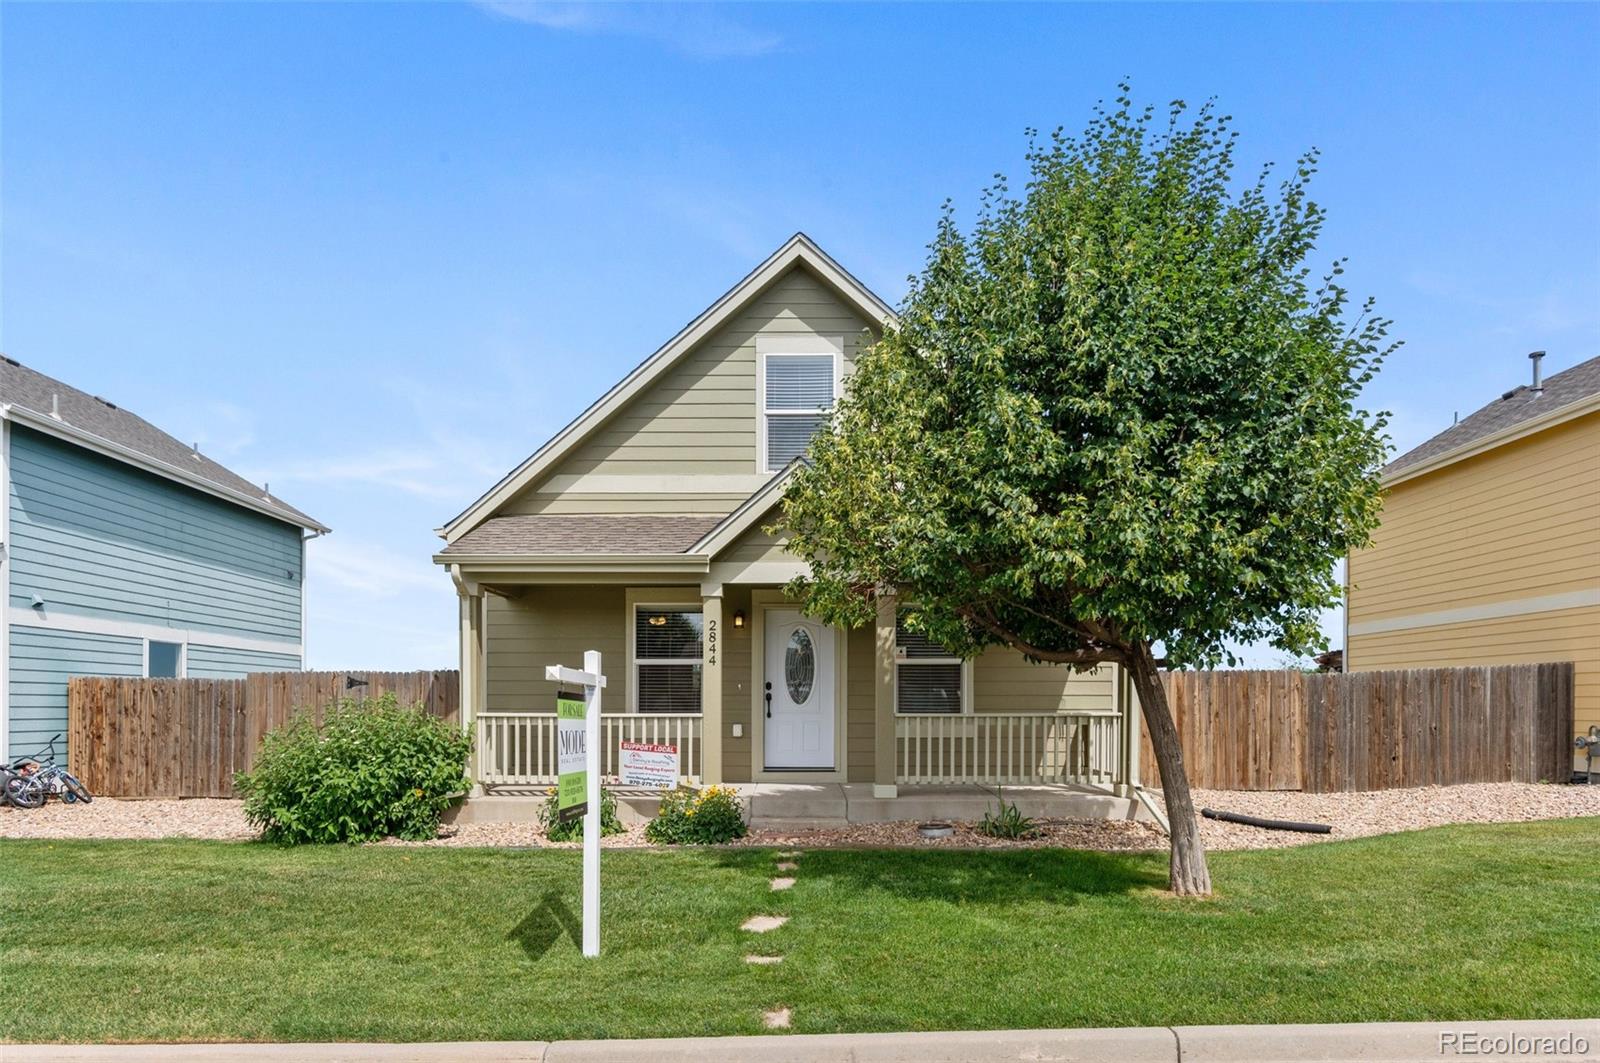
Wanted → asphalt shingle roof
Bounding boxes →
[439,514,723,556]
[1386,355,1600,476]
[1,355,325,530]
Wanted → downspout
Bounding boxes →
[300,528,328,671]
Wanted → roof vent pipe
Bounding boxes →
[50,393,60,419]
[1529,350,1546,395]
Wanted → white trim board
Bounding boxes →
[438,233,896,545]
[1348,587,1600,637]
[7,607,304,657]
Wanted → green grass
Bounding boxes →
[3,820,1598,1042]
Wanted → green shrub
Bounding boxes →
[540,785,625,841]
[235,694,471,844]
[645,784,747,845]
[979,788,1039,840]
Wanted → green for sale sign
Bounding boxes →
[556,690,588,823]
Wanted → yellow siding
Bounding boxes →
[506,265,878,517]
[1348,411,1600,738]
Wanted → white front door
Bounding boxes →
[764,609,835,770]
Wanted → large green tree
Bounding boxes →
[781,93,1392,896]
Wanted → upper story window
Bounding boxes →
[895,618,966,714]
[761,351,838,472]
[634,606,703,714]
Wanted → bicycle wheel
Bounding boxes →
[4,776,45,810]
[64,774,93,804]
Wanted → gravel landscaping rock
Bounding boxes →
[4,782,1594,851]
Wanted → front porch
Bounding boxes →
[452,781,1153,829]
[472,706,1131,792]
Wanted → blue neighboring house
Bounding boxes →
[1,356,327,765]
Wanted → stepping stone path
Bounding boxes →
[742,850,804,1030]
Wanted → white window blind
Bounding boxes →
[634,607,703,714]
[895,617,964,714]
[763,353,835,471]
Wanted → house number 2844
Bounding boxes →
[706,618,718,666]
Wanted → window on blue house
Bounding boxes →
[147,641,183,678]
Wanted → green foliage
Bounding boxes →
[645,784,748,845]
[540,785,625,841]
[235,694,471,844]
[781,88,1393,672]
[979,788,1039,839]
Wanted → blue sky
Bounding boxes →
[3,2,1596,670]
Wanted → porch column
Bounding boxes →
[459,588,486,795]
[1118,662,1142,793]
[700,589,724,785]
[873,592,897,798]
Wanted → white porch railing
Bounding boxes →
[476,713,702,787]
[895,710,1122,787]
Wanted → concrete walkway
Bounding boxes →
[9,1019,1596,1062]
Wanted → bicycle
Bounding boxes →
[3,734,93,809]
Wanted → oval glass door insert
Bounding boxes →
[785,628,815,704]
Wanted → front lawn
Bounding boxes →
[3,819,1597,1042]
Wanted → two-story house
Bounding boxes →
[1,357,326,765]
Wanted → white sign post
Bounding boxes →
[545,650,605,958]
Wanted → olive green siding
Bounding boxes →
[484,586,1114,783]
[504,265,878,517]
[466,254,1113,781]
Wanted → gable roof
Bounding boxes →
[1385,354,1600,485]
[437,233,896,544]
[1,355,327,531]
[686,461,798,556]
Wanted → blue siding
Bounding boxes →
[186,643,301,679]
[7,625,142,764]
[7,426,304,641]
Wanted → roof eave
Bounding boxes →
[2,403,330,533]
[1382,392,1600,488]
[431,552,711,576]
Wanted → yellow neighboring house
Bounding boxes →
[1347,353,1600,769]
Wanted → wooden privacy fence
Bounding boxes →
[1140,663,1574,792]
[68,670,459,798]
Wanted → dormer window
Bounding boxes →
[759,344,841,473]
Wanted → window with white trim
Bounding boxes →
[895,617,964,714]
[147,640,184,679]
[762,352,836,472]
[634,606,703,714]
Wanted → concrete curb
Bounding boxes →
[7,1019,1598,1063]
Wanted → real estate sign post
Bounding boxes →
[545,650,606,958]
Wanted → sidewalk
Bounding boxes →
[7,1020,1597,1063]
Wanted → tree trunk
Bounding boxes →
[1126,642,1212,897]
